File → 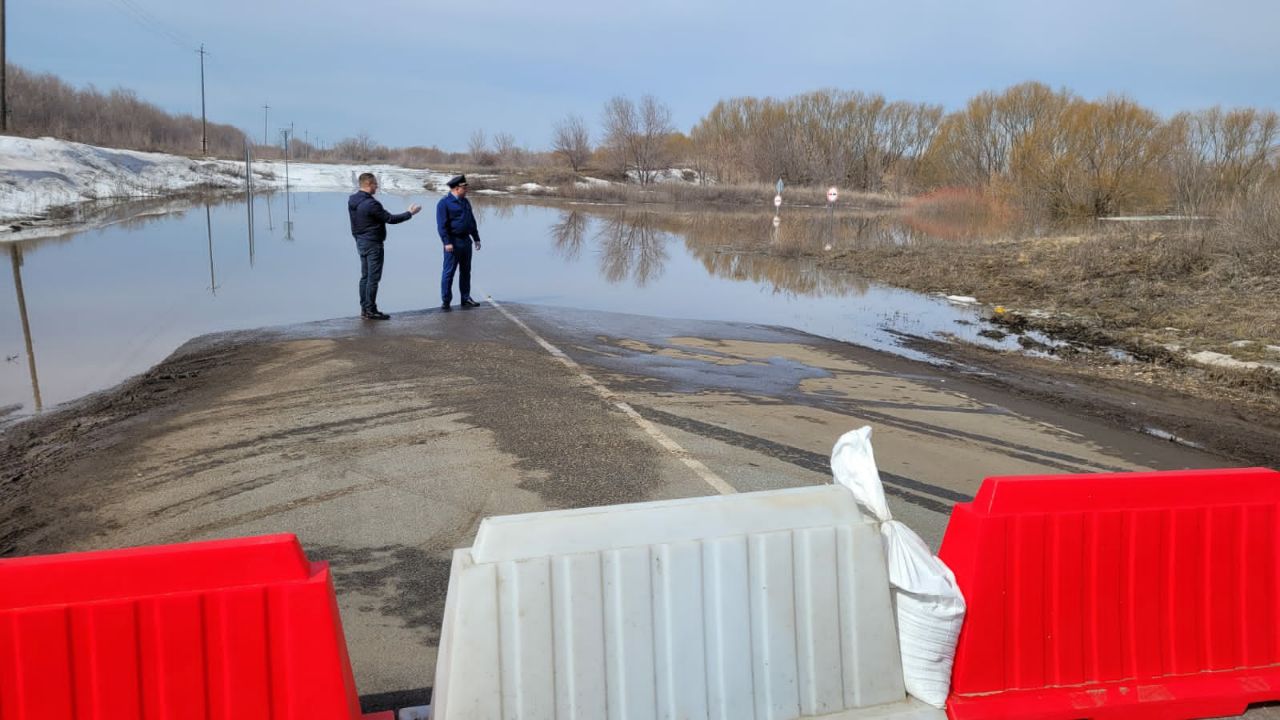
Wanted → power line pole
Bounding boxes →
[197,44,208,155]
[1,0,8,133]
[281,127,293,239]
[262,103,270,146]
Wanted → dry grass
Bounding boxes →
[820,219,1279,355]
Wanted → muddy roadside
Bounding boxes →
[820,223,1280,413]
[902,333,1280,469]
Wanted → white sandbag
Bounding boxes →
[831,426,966,709]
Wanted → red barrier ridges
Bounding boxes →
[0,534,378,720]
[939,467,1280,720]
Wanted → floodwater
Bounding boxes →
[0,193,1022,416]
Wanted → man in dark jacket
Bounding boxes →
[436,174,482,310]
[348,172,421,319]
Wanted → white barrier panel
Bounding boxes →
[432,485,944,720]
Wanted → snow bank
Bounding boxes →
[0,135,451,225]
[624,167,701,184]
[0,136,238,221]
[253,160,451,194]
[1188,350,1280,373]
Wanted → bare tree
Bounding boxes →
[601,96,639,179]
[468,129,493,166]
[552,114,592,171]
[493,131,520,167]
[636,95,675,184]
[602,95,675,185]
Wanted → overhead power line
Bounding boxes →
[104,0,193,51]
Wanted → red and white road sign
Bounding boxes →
[827,186,839,203]
[773,194,783,208]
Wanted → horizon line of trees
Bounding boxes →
[7,63,1278,218]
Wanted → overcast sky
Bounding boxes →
[11,0,1280,151]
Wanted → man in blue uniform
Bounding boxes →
[348,172,421,320]
[436,174,482,311]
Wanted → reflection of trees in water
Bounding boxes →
[549,211,589,261]
[675,212,874,297]
[544,204,1036,297]
[596,210,669,286]
[473,200,516,224]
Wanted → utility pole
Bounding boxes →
[1,0,8,133]
[281,127,291,194]
[281,127,293,239]
[197,44,208,155]
[262,104,270,146]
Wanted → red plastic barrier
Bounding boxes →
[939,467,1280,720]
[0,534,377,720]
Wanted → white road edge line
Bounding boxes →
[486,296,736,496]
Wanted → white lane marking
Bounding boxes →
[486,297,736,495]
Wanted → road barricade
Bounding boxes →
[939,467,1280,720]
[432,484,944,719]
[0,533,378,720]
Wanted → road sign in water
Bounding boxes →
[827,186,839,203]
[774,194,783,208]
[776,178,785,195]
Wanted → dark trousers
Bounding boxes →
[441,241,473,305]
[357,240,385,313]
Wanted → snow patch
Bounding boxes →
[624,168,700,184]
[0,135,449,228]
[1188,350,1280,373]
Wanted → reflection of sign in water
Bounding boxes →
[772,215,781,228]
[827,186,839,203]
[773,195,782,208]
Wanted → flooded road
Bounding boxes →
[1,193,1016,414]
[0,196,1261,708]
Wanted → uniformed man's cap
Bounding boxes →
[446,174,468,188]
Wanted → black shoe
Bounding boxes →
[461,298,482,308]
[361,310,374,319]
[369,310,390,320]
[441,303,452,312]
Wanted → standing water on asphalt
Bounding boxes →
[0,192,1018,415]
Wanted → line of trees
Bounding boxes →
[689,91,942,193]
[917,83,1280,216]
[677,82,1280,217]
[9,61,1278,218]
[6,65,248,157]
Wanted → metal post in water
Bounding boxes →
[282,127,293,240]
[9,245,41,412]
[206,204,218,295]
[245,143,255,266]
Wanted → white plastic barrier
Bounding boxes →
[432,485,945,720]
